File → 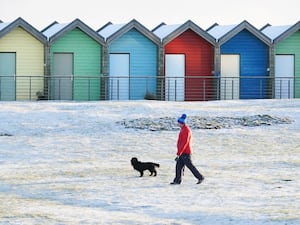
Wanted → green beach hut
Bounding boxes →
[262,21,300,98]
[0,17,47,100]
[42,19,105,100]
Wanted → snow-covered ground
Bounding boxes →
[0,99,299,225]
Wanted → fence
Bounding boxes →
[0,75,298,101]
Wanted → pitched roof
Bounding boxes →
[0,22,10,31]
[151,22,166,33]
[207,20,271,46]
[152,24,182,40]
[261,21,300,43]
[42,23,69,38]
[42,18,105,45]
[207,24,236,40]
[97,19,160,45]
[0,17,47,44]
[153,20,216,46]
[98,23,126,40]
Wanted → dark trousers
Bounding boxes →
[173,154,204,184]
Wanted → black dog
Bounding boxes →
[131,157,160,177]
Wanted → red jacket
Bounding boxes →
[177,124,192,156]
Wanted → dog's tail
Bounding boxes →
[154,163,160,168]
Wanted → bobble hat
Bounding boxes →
[177,114,187,124]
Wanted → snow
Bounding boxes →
[42,23,70,39]
[153,24,182,40]
[0,22,10,31]
[207,24,237,40]
[0,99,299,225]
[261,25,293,41]
[98,24,126,40]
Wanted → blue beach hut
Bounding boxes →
[207,21,271,99]
[98,19,160,100]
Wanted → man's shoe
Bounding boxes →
[197,178,204,184]
[170,182,180,185]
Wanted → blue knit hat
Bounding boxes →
[177,114,187,124]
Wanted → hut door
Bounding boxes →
[109,54,130,100]
[220,54,240,100]
[275,55,294,99]
[165,54,185,101]
[0,53,16,101]
[53,53,73,100]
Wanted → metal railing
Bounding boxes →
[0,75,298,101]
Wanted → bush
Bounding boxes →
[144,92,156,100]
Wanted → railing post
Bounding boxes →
[117,79,120,100]
[167,79,170,101]
[232,79,234,100]
[203,79,206,101]
[88,78,91,101]
[280,80,282,99]
[260,79,262,99]
[29,76,32,100]
[58,79,61,100]
[175,79,177,101]
[288,79,290,99]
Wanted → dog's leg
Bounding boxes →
[139,171,144,177]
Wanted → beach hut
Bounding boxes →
[153,20,216,101]
[207,21,271,99]
[42,19,105,100]
[0,17,47,100]
[261,21,300,99]
[98,19,160,100]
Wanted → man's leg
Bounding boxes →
[172,158,185,184]
[182,154,204,181]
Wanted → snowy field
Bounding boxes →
[0,99,299,225]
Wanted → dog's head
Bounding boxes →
[131,157,138,165]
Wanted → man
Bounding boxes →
[170,114,204,185]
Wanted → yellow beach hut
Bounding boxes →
[0,17,47,100]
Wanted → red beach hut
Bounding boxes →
[153,20,216,101]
